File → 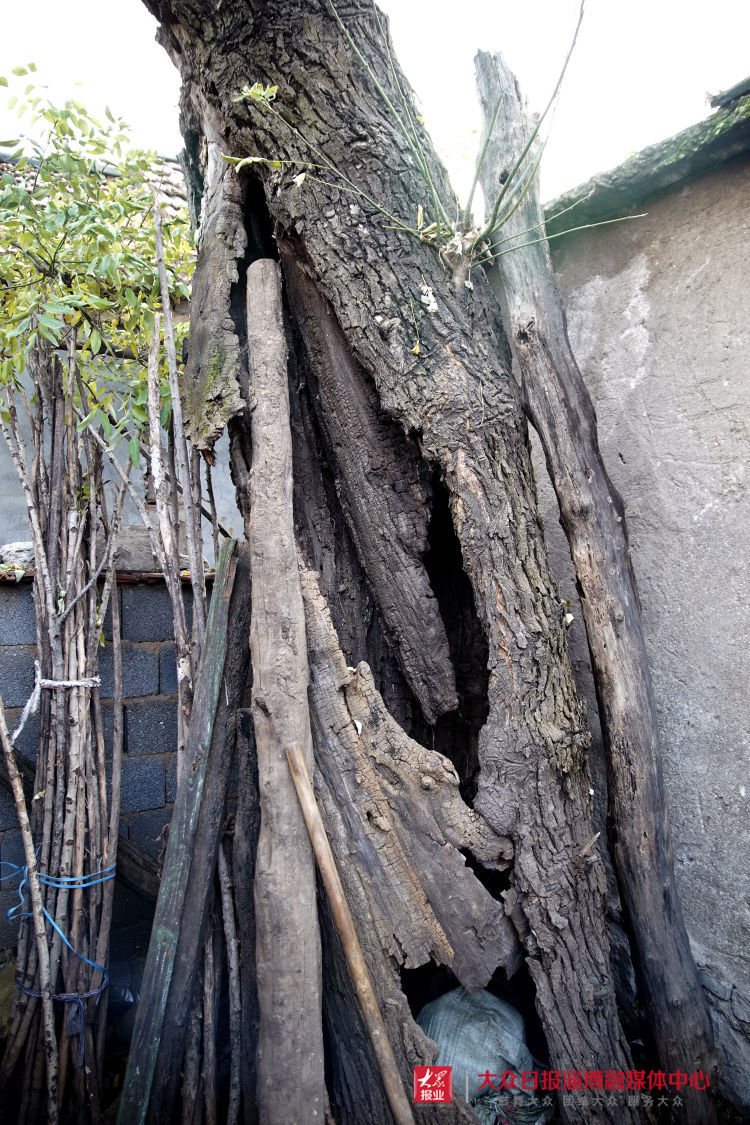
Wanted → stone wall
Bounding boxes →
[539,152,750,1107]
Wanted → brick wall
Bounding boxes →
[0,579,196,947]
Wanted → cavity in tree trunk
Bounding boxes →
[137,1,692,1122]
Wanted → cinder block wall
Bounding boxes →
[0,580,195,947]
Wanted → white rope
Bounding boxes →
[11,661,100,744]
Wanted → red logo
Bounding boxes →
[413,1066,453,1103]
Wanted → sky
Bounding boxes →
[1,0,748,203]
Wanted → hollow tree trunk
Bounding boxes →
[144,2,642,1122]
[474,52,718,1124]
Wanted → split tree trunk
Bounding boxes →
[474,51,718,1124]
[143,2,649,1122]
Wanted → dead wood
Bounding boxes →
[282,252,456,723]
[229,708,261,1125]
[0,701,58,1124]
[474,50,718,1124]
[141,2,652,1121]
[181,127,246,450]
[285,740,416,1125]
[154,204,207,652]
[245,258,327,1124]
[146,320,193,776]
[117,539,251,1125]
[301,563,506,1124]
[217,842,242,1125]
[302,564,519,988]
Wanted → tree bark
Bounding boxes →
[143,3,645,1121]
[285,740,417,1125]
[301,566,480,1125]
[474,51,718,1123]
[245,259,327,1125]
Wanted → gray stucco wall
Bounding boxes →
[541,155,750,1106]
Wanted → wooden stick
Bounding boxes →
[0,699,59,1125]
[217,843,241,1125]
[146,319,193,780]
[285,742,416,1125]
[117,539,252,1125]
[153,202,207,654]
[246,257,326,1125]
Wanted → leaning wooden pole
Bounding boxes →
[475,51,718,1123]
[117,538,245,1125]
[285,741,416,1125]
[0,701,58,1125]
[246,258,328,1124]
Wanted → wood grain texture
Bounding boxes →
[302,563,519,988]
[142,3,645,1120]
[283,249,456,723]
[146,544,252,1123]
[301,565,481,1125]
[182,127,247,449]
[117,540,249,1125]
[246,259,327,1125]
[475,50,718,1123]
[286,741,416,1125]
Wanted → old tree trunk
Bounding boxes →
[139,1,715,1123]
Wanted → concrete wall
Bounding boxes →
[540,154,750,1106]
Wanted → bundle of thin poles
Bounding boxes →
[0,204,240,1125]
[0,337,128,1123]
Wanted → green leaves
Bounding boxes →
[0,69,195,447]
[233,82,278,104]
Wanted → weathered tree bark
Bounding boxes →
[245,259,327,1125]
[301,563,507,1124]
[474,51,719,1124]
[282,255,457,724]
[285,740,416,1125]
[143,2,647,1122]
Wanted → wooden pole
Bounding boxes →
[0,700,58,1125]
[285,742,416,1125]
[246,257,327,1125]
[117,538,248,1125]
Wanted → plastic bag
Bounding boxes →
[417,987,550,1125]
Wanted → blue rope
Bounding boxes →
[1,859,116,1068]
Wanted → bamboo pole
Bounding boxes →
[285,741,416,1125]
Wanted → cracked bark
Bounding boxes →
[301,564,498,1124]
[142,2,645,1122]
[474,50,718,1124]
